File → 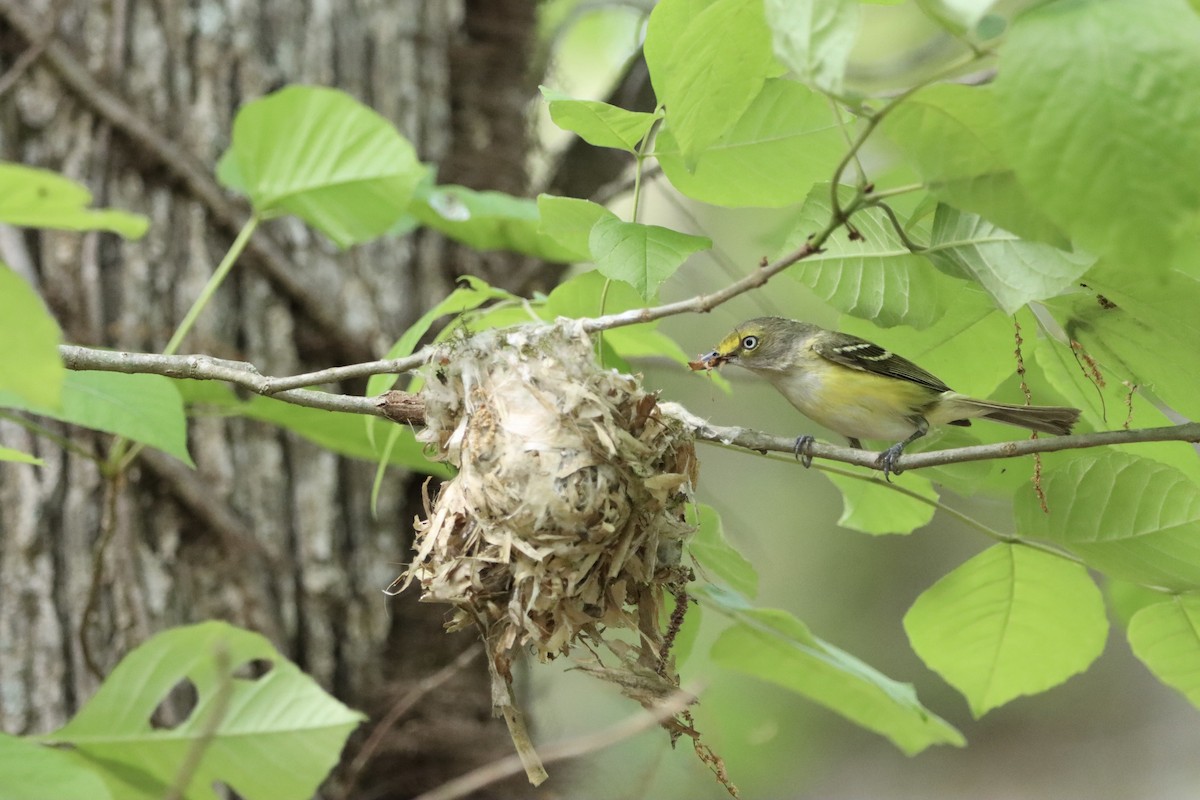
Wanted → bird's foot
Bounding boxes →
[877,443,906,482]
[793,435,816,468]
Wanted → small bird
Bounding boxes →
[691,317,1081,478]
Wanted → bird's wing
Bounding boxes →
[812,331,953,394]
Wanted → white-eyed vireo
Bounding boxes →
[692,317,1081,477]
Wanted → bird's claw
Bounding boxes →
[793,435,815,468]
[878,443,906,482]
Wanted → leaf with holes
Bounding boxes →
[904,543,1108,717]
[0,731,112,800]
[45,621,365,800]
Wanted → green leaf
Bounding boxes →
[925,205,1094,314]
[589,217,711,301]
[686,504,759,597]
[0,731,112,800]
[0,162,149,239]
[406,183,578,262]
[367,276,516,397]
[1015,452,1200,590]
[1128,595,1200,710]
[880,85,1066,245]
[703,587,964,754]
[540,87,659,152]
[825,468,938,535]
[536,195,620,261]
[0,371,193,466]
[217,85,427,247]
[645,0,776,165]
[0,446,42,465]
[0,264,64,409]
[916,0,996,33]
[904,543,1108,717]
[1106,578,1171,629]
[47,621,364,800]
[655,79,846,208]
[994,0,1200,267]
[763,0,860,96]
[781,185,962,328]
[1044,265,1200,420]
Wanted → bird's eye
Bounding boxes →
[741,335,759,350]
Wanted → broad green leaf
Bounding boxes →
[703,586,964,754]
[655,79,846,208]
[536,195,619,261]
[0,162,149,239]
[925,205,1093,314]
[826,468,938,535]
[540,87,659,152]
[178,381,447,477]
[1128,595,1200,710]
[367,276,516,397]
[48,621,364,800]
[217,85,427,247]
[645,0,776,165]
[1032,335,1200,486]
[916,0,996,33]
[764,0,860,96]
[781,185,962,328]
[1106,578,1171,629]
[995,0,1200,267]
[0,264,64,409]
[0,446,41,464]
[1015,452,1200,590]
[904,543,1107,717]
[588,217,711,301]
[1044,265,1200,420]
[406,183,577,261]
[0,731,112,800]
[686,504,759,597]
[880,85,1065,245]
[0,371,193,466]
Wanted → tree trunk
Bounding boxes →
[0,1,539,797]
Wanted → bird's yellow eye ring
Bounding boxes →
[741,335,759,350]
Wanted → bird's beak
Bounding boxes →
[688,349,730,372]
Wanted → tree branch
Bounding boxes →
[661,402,1200,473]
[59,344,1200,474]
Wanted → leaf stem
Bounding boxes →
[164,213,260,356]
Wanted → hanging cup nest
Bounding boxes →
[389,321,699,782]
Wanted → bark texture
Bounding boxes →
[0,1,541,797]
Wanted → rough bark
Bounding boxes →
[0,1,539,797]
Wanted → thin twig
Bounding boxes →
[412,685,700,800]
[0,0,65,98]
[339,643,483,800]
[79,472,123,680]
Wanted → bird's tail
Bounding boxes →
[943,396,1081,436]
